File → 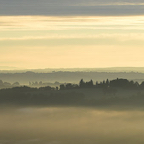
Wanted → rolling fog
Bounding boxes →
[1,106,144,144]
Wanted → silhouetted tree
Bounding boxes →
[140,81,144,89]
[96,81,98,86]
[134,82,139,88]
[79,79,85,88]
[85,79,94,88]
[66,83,73,89]
[90,79,93,86]
[106,79,110,87]
[103,80,105,85]
[110,78,129,88]
[60,84,65,90]
[0,80,4,87]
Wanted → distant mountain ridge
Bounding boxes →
[1,67,144,73]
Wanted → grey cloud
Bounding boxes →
[0,0,144,16]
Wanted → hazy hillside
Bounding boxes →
[0,71,144,84]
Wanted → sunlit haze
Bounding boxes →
[0,16,144,69]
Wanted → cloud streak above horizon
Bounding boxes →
[1,16,144,44]
[1,16,144,30]
[0,0,144,16]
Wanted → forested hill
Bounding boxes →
[1,78,144,107]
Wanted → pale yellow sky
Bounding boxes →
[0,16,144,69]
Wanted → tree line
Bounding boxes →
[0,78,143,91]
[0,78,144,106]
[60,78,143,90]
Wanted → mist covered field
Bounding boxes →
[0,105,144,144]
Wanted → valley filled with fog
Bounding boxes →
[1,106,144,144]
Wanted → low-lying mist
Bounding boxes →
[1,106,144,144]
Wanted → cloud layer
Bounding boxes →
[0,0,144,16]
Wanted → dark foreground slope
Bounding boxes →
[1,86,144,109]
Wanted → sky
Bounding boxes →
[0,0,144,69]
